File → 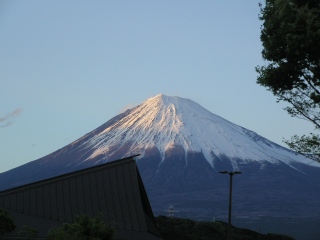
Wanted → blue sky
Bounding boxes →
[0,1,314,173]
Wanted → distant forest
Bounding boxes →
[155,216,295,240]
[0,208,295,240]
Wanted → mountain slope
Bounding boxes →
[1,94,320,240]
[56,93,319,170]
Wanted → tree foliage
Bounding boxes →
[18,225,39,240]
[0,208,15,236]
[256,0,320,161]
[47,214,114,240]
[155,216,294,240]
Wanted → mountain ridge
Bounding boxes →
[74,93,319,171]
[0,93,318,190]
[1,93,320,239]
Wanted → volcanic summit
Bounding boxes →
[1,94,320,239]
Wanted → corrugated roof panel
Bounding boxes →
[0,157,162,239]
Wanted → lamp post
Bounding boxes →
[219,170,242,240]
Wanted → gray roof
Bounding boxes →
[0,156,162,239]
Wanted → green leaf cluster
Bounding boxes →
[47,214,114,240]
[256,0,320,161]
[284,133,320,161]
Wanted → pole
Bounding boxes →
[219,171,241,240]
[227,173,233,240]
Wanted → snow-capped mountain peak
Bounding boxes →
[2,94,320,240]
[80,94,319,169]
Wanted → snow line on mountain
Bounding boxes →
[80,94,320,169]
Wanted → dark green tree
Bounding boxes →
[47,214,114,240]
[256,0,320,161]
[0,208,15,236]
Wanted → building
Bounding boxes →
[0,156,162,239]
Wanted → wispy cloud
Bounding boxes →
[0,108,23,128]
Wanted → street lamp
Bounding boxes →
[219,171,242,240]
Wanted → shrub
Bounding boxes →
[47,214,114,240]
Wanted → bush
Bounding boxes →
[18,225,39,240]
[47,214,114,240]
[0,208,15,236]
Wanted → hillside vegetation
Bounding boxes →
[155,216,294,240]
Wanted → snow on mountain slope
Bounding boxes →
[78,94,319,169]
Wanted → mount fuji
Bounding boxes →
[1,94,320,239]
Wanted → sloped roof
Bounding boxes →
[0,156,162,239]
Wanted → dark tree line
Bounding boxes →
[1,209,295,240]
[155,216,295,240]
[0,210,114,240]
